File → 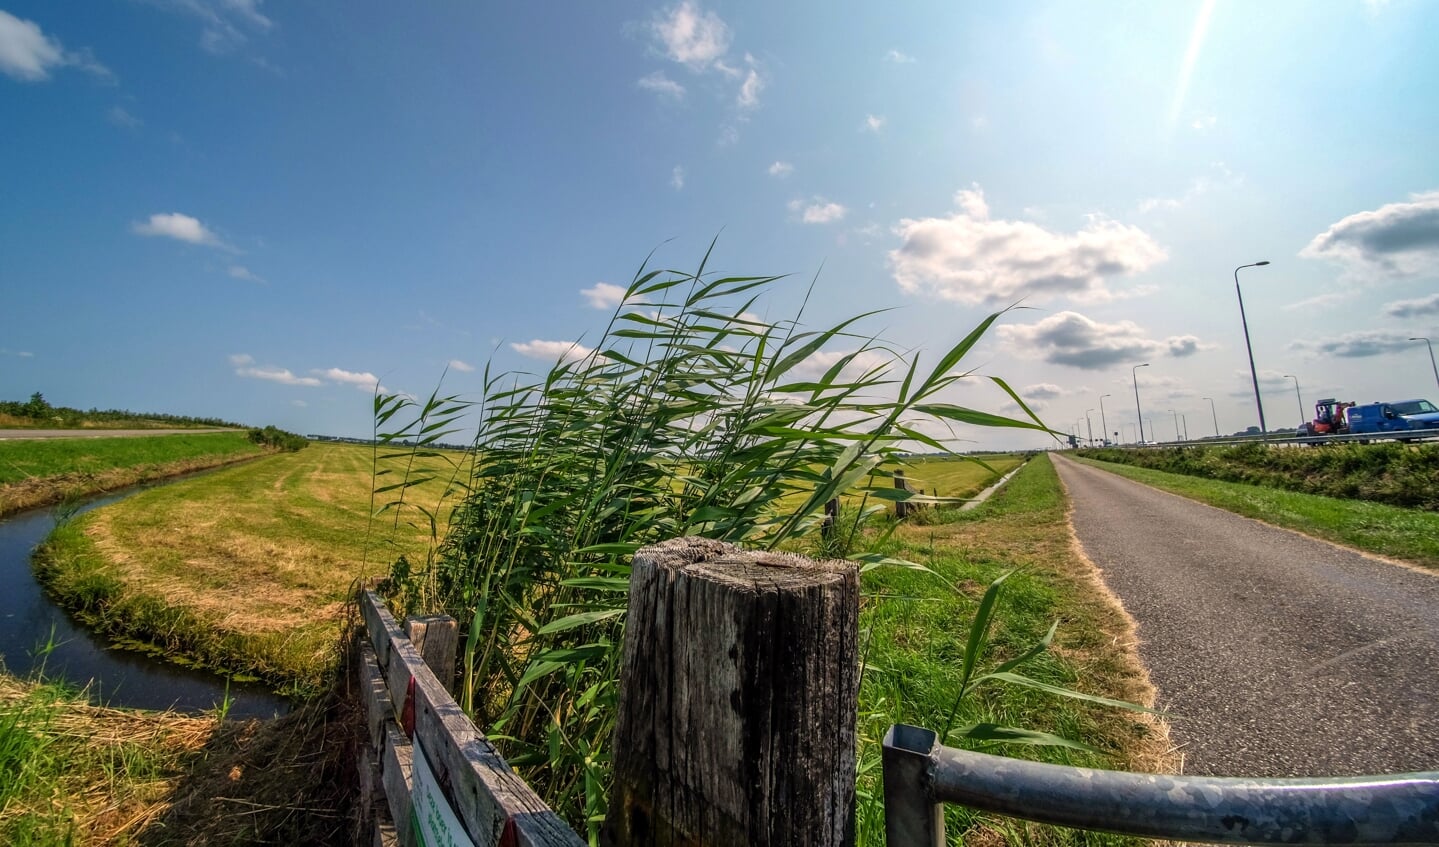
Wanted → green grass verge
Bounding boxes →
[0,433,266,518]
[855,455,1169,846]
[1072,455,1439,569]
[0,433,259,484]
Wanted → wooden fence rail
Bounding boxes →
[355,589,584,847]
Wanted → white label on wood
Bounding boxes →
[410,737,477,847]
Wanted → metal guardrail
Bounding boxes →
[882,724,1439,846]
[1093,429,1439,449]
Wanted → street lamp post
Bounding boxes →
[1132,363,1150,444]
[1411,337,1439,392]
[1181,413,1189,441]
[1234,261,1271,434]
[1099,394,1111,447]
[1283,374,1304,427]
[1203,396,1219,438]
[1085,409,1094,447]
[1169,409,1180,442]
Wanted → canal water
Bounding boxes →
[0,491,290,719]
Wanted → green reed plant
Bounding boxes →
[373,247,1055,835]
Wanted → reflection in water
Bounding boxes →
[0,493,290,719]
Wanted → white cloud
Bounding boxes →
[314,367,385,392]
[637,71,685,100]
[864,114,886,133]
[581,282,629,310]
[447,359,476,373]
[651,1,730,70]
[1138,162,1240,213]
[788,349,892,383]
[132,212,231,249]
[789,197,847,224]
[107,106,142,129]
[1283,290,1357,312]
[999,311,1206,370]
[767,161,793,178]
[148,0,274,55]
[0,10,112,82]
[1300,190,1439,278]
[1289,330,1425,359]
[228,264,265,284]
[737,62,764,109]
[1384,293,1439,318]
[884,49,915,64]
[291,399,307,407]
[235,363,322,387]
[1191,114,1217,130]
[511,339,596,364]
[228,353,254,366]
[890,185,1167,305]
[671,165,685,190]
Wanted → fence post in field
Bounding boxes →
[894,469,911,518]
[604,537,859,847]
[822,497,839,541]
[404,614,459,695]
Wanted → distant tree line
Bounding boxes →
[247,425,309,452]
[1,392,245,429]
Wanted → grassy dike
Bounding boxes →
[853,454,1175,846]
[0,432,264,518]
[31,442,460,698]
[1070,455,1439,569]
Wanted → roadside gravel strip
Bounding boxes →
[1049,453,1439,778]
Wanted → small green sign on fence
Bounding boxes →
[410,739,476,847]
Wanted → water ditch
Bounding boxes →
[0,488,290,719]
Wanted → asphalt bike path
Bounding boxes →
[1049,453,1439,778]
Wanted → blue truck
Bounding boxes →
[1300,398,1439,438]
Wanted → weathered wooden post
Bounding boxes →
[604,537,859,847]
[404,614,459,695]
[894,469,911,518]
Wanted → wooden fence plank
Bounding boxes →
[360,590,584,847]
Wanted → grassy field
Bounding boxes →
[26,440,1167,845]
[0,432,265,517]
[854,454,1173,845]
[1072,455,1439,569]
[32,442,466,696]
[900,453,1026,498]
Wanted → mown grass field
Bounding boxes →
[0,432,264,517]
[33,442,467,696]
[900,452,1026,498]
[1071,455,1439,569]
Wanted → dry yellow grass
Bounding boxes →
[39,442,469,691]
[0,674,361,846]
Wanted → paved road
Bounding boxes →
[0,428,233,440]
[1050,453,1439,778]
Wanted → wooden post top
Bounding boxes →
[636,537,854,591]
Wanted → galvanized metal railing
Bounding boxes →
[883,724,1439,846]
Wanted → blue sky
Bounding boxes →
[3,1,1438,449]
